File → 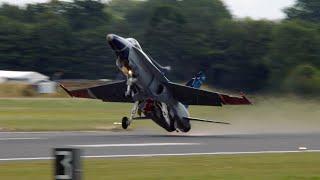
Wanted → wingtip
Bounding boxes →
[59,83,73,97]
[240,92,253,105]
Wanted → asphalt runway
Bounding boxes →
[0,131,320,161]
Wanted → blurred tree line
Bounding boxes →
[0,0,319,95]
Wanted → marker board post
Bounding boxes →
[54,148,82,180]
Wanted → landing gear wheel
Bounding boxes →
[122,117,130,129]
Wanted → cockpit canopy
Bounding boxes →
[126,38,142,49]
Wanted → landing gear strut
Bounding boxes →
[160,102,171,127]
[121,101,139,130]
[125,70,137,97]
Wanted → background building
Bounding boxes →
[0,70,56,93]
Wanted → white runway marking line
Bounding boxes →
[85,150,320,158]
[71,143,200,148]
[1,150,320,162]
[0,131,103,134]
[0,157,52,161]
[0,137,46,141]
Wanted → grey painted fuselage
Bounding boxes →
[107,34,190,132]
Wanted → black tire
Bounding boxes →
[122,117,129,129]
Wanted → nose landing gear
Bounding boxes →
[121,101,139,130]
[125,70,137,97]
[122,117,130,129]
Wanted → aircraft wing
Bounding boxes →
[167,82,252,106]
[60,80,133,103]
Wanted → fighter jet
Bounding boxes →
[60,34,251,132]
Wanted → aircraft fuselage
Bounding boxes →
[107,34,191,132]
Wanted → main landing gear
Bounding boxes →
[121,101,139,130]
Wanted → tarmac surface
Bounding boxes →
[0,131,320,161]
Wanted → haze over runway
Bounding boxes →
[0,131,319,161]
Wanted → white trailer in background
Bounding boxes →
[0,70,49,84]
[0,70,56,93]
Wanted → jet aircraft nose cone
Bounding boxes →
[106,34,114,42]
[107,34,127,51]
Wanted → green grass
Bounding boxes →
[0,83,67,98]
[0,98,141,131]
[0,97,319,131]
[1,153,320,180]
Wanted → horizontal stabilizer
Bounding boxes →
[184,117,230,125]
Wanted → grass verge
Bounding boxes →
[0,97,319,132]
[0,98,137,131]
[0,153,320,180]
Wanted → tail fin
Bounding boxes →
[186,71,206,89]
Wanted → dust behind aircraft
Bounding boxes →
[61,34,251,132]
